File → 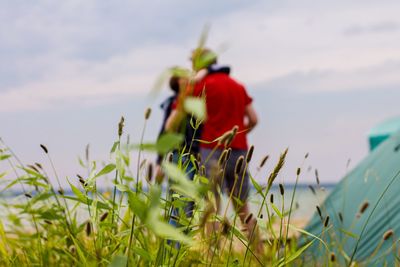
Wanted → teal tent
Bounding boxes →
[368,117,400,151]
[302,118,400,266]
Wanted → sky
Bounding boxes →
[1,0,400,187]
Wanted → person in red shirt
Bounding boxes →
[166,48,259,243]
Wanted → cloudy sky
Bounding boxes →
[1,0,400,187]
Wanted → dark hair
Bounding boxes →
[169,76,180,93]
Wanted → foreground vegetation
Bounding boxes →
[0,108,327,266]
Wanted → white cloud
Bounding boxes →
[207,1,400,86]
[2,0,400,112]
[0,44,191,112]
[255,60,400,93]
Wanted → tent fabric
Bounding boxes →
[302,130,400,266]
[368,117,400,151]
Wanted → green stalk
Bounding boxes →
[111,136,121,229]
[277,186,285,260]
[126,109,150,264]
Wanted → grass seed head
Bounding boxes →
[24,193,32,198]
[244,213,253,224]
[270,193,274,203]
[118,116,125,137]
[85,144,90,162]
[315,169,320,185]
[34,162,43,170]
[85,221,92,236]
[28,164,39,172]
[144,108,152,120]
[309,185,316,195]
[218,149,228,167]
[100,212,109,222]
[69,245,76,254]
[296,168,301,176]
[235,156,244,176]
[259,155,269,169]
[77,174,85,185]
[324,216,330,227]
[167,152,173,163]
[224,126,239,147]
[279,183,284,195]
[316,206,322,220]
[359,201,369,214]
[383,229,394,241]
[330,252,336,262]
[267,148,288,189]
[246,145,254,163]
[146,163,153,182]
[338,212,343,223]
[58,189,64,195]
[221,218,231,235]
[40,144,48,154]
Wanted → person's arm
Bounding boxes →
[244,104,258,132]
[165,109,179,132]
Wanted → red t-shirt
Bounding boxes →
[193,72,252,150]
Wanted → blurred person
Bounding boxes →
[166,48,259,246]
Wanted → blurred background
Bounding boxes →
[1,0,400,186]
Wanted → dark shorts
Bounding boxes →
[200,147,250,203]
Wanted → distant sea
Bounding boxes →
[248,183,335,222]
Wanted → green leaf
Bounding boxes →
[271,203,283,219]
[110,141,120,153]
[339,228,359,239]
[134,133,183,155]
[162,162,200,201]
[109,255,128,267]
[250,175,264,197]
[69,181,86,202]
[0,219,8,257]
[70,236,88,265]
[30,192,53,205]
[156,133,184,154]
[276,240,314,267]
[184,97,207,121]
[0,172,7,179]
[127,192,146,221]
[0,155,11,161]
[132,247,152,263]
[116,184,130,192]
[39,210,65,220]
[94,164,116,179]
[289,224,329,251]
[1,179,20,192]
[149,219,193,245]
[63,196,110,210]
[22,167,46,180]
[78,157,86,168]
